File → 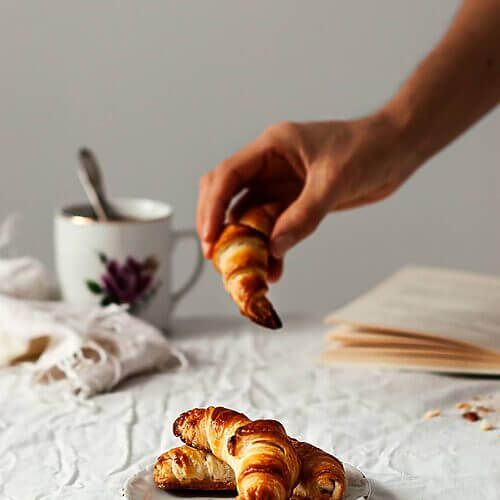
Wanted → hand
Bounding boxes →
[197,112,418,281]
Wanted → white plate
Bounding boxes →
[122,462,371,500]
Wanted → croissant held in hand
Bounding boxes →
[173,406,300,500]
[211,203,282,329]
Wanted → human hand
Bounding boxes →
[197,112,418,281]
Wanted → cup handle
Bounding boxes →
[171,229,204,310]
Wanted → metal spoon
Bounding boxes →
[77,147,114,221]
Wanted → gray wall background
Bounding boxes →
[1,1,499,320]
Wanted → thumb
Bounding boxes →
[270,177,330,258]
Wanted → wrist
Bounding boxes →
[368,104,425,175]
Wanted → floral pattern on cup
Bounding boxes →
[86,252,161,314]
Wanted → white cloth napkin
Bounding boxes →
[0,256,53,300]
[0,215,185,398]
[0,214,53,300]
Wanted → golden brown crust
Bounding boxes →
[246,295,282,330]
[154,446,236,491]
[238,203,282,236]
[212,225,268,272]
[154,440,345,499]
[155,479,235,491]
[211,204,282,330]
[173,407,300,500]
[290,439,346,500]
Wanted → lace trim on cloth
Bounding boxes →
[33,305,187,398]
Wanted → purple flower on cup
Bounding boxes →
[86,252,160,313]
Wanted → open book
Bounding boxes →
[322,266,500,375]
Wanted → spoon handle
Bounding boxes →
[78,148,110,221]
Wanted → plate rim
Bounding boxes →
[122,461,371,500]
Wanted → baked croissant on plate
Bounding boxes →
[212,203,282,330]
[290,439,345,500]
[173,406,300,500]
[154,441,346,500]
[154,445,235,491]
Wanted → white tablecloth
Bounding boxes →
[1,316,499,500]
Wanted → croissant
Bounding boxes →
[154,445,235,491]
[212,203,282,329]
[173,406,300,500]
[290,439,345,500]
[154,442,346,500]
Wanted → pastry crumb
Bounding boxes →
[423,409,441,420]
[455,402,470,411]
[480,420,494,431]
[462,411,481,422]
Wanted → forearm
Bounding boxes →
[197,0,500,254]
[381,0,500,169]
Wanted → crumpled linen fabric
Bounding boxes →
[0,295,185,397]
[1,317,499,500]
[0,214,185,397]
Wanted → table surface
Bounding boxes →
[1,316,499,500]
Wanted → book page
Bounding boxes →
[321,348,500,375]
[325,266,500,352]
[327,331,491,353]
[326,325,499,353]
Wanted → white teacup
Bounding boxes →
[54,198,204,330]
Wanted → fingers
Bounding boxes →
[201,167,243,248]
[270,174,331,258]
[267,256,283,283]
[227,190,266,224]
[196,172,215,256]
[196,138,268,257]
[228,173,304,229]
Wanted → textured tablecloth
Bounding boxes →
[1,316,499,500]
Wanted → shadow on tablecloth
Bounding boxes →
[369,479,400,500]
[168,313,319,340]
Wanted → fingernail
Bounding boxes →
[271,235,293,258]
[201,241,211,258]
